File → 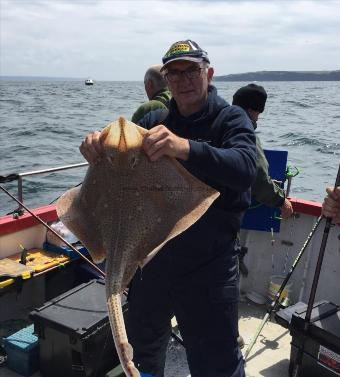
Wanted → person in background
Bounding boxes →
[232,83,293,219]
[80,39,257,377]
[131,64,171,124]
[322,186,340,223]
[232,83,293,349]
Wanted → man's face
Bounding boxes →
[164,60,214,116]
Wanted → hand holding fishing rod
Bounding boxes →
[292,164,340,377]
[322,185,340,224]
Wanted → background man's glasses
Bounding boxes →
[165,67,204,83]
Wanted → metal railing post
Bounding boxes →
[18,176,23,212]
[7,162,88,216]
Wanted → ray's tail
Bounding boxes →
[107,293,140,377]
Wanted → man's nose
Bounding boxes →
[178,72,192,84]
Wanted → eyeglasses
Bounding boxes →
[165,67,205,83]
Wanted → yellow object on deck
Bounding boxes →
[9,248,70,273]
[0,249,70,289]
[0,258,34,288]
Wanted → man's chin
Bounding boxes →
[177,94,197,106]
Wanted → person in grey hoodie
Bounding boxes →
[233,83,293,218]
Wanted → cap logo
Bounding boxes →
[165,42,194,58]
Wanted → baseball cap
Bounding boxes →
[161,40,210,71]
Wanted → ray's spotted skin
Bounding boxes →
[56,117,219,377]
[108,294,139,376]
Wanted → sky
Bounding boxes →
[1,0,340,81]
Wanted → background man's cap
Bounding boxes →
[232,83,267,113]
[161,40,210,71]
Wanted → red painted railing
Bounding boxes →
[0,198,326,236]
[0,205,58,236]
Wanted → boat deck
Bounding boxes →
[163,297,292,377]
[0,295,292,377]
[239,297,291,377]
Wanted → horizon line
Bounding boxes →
[1,69,339,81]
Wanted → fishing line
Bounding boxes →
[283,216,295,275]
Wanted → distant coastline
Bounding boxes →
[1,70,340,82]
[214,70,340,82]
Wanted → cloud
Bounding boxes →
[1,0,339,80]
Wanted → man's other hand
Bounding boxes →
[79,131,103,165]
[281,198,293,219]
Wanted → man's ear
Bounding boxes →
[148,79,154,91]
[207,67,214,84]
[145,79,154,99]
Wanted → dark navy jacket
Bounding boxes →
[138,85,256,277]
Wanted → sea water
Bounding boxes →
[0,80,339,215]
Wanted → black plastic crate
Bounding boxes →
[288,301,340,377]
[44,260,79,301]
[275,301,310,329]
[30,279,126,377]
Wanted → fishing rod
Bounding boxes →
[291,164,340,377]
[244,214,323,361]
[0,184,185,347]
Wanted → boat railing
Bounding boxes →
[15,162,88,213]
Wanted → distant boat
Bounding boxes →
[85,78,94,85]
